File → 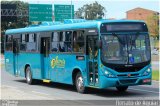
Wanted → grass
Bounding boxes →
[152,70,159,81]
[155,41,159,48]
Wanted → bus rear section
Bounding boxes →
[4,35,19,76]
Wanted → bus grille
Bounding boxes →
[117,73,139,77]
[114,66,144,72]
[119,79,137,85]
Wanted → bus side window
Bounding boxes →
[5,35,13,51]
[13,39,19,53]
[26,33,37,52]
[64,31,72,52]
[59,32,65,52]
[73,31,84,53]
[51,32,59,52]
[20,34,26,51]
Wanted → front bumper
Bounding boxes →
[99,74,151,88]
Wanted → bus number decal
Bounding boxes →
[51,56,65,68]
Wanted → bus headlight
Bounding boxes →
[142,68,151,76]
[104,70,116,78]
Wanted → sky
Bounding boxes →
[4,0,160,19]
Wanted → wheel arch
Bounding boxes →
[72,68,83,85]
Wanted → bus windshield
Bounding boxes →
[101,33,151,65]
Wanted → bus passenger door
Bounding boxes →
[41,37,50,79]
[87,36,99,86]
[13,38,20,76]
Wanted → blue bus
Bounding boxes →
[4,20,151,93]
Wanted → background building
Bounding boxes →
[126,7,159,52]
[126,7,159,38]
[126,7,159,21]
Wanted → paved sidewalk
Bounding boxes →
[0,54,5,67]
[152,61,159,70]
[152,55,159,61]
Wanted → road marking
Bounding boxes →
[32,91,50,96]
[129,88,160,94]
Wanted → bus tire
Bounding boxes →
[116,86,128,92]
[25,66,34,85]
[75,72,86,93]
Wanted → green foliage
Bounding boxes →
[75,1,106,20]
[152,71,159,81]
[1,0,29,53]
[147,14,159,39]
[1,0,29,32]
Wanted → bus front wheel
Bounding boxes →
[116,86,128,92]
[25,66,34,85]
[75,72,86,93]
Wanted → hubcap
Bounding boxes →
[26,69,31,82]
[77,76,84,90]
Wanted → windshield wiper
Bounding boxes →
[112,33,124,45]
[128,32,139,50]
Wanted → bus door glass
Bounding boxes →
[13,38,20,76]
[87,36,99,86]
[41,37,50,79]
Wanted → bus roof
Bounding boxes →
[5,20,145,35]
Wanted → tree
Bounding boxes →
[1,1,29,53]
[1,0,29,32]
[146,14,159,39]
[75,1,106,20]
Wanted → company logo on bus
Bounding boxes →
[128,74,131,77]
[51,56,65,68]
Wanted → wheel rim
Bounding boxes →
[77,76,84,90]
[26,69,31,82]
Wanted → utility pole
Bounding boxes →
[71,0,72,19]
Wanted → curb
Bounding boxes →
[152,80,159,83]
